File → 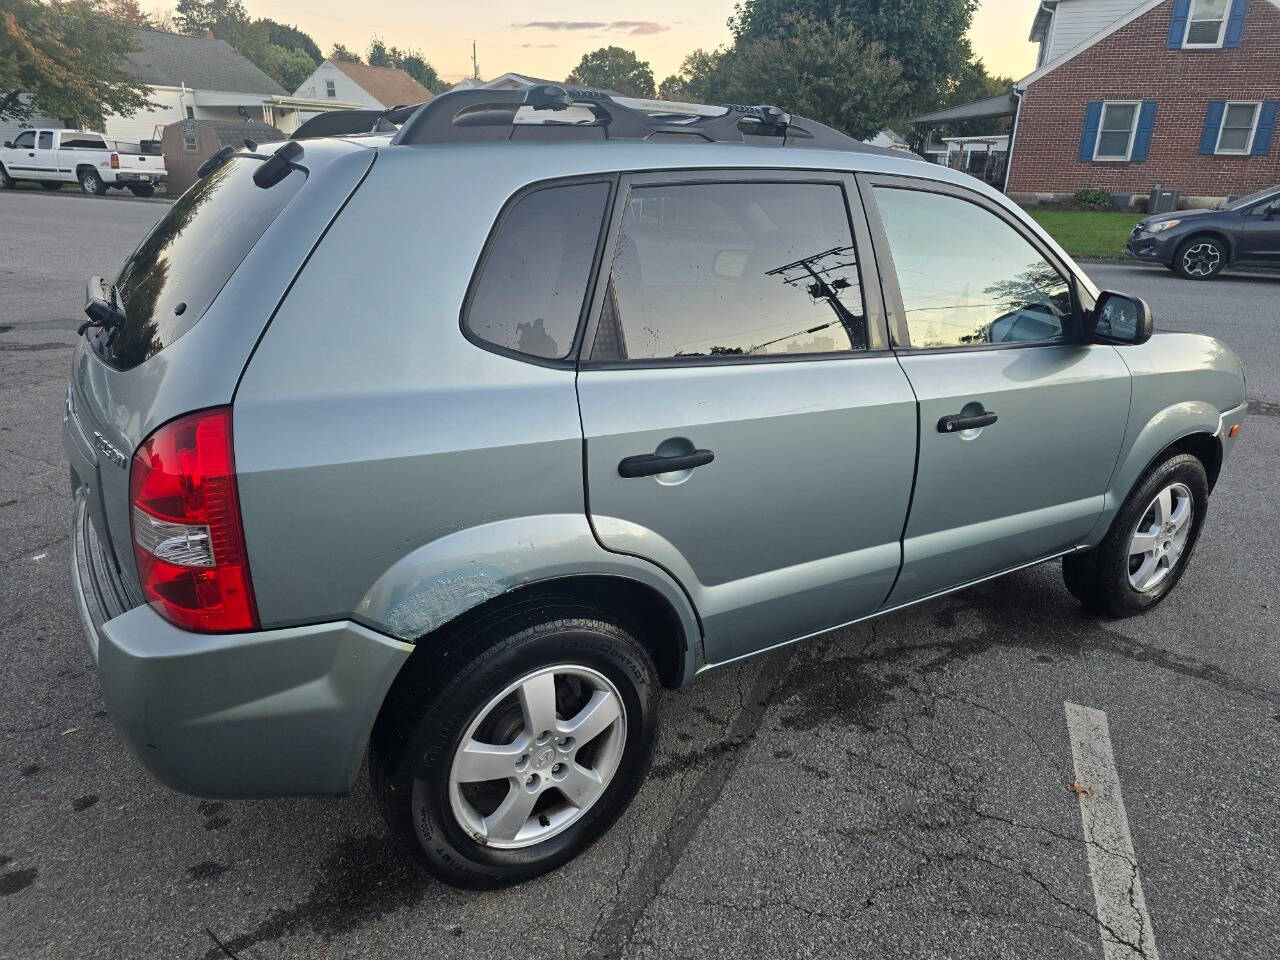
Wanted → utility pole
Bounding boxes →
[471,41,479,80]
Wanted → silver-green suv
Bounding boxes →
[65,86,1247,887]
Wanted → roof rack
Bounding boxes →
[289,101,429,141]
[386,84,886,153]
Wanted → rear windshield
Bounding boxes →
[92,156,304,370]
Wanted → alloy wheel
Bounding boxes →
[1127,482,1193,592]
[445,664,626,849]
[1181,242,1221,278]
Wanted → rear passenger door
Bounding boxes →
[860,175,1131,606]
[577,171,917,666]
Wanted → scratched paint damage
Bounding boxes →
[381,563,513,640]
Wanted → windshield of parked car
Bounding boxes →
[1226,186,1280,210]
[91,156,304,370]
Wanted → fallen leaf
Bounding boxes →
[1068,781,1095,797]
[60,727,79,736]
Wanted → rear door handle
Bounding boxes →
[618,449,714,478]
[937,411,997,433]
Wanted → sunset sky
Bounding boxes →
[223,0,1042,87]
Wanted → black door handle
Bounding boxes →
[937,411,997,433]
[618,449,714,478]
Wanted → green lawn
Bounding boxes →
[1026,209,1145,260]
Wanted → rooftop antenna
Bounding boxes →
[471,40,479,81]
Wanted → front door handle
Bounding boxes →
[618,449,714,478]
[938,411,997,433]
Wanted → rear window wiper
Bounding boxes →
[79,276,126,336]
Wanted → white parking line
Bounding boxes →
[1064,702,1161,960]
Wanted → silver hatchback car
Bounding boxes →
[65,86,1247,887]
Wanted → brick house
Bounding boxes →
[1005,0,1280,207]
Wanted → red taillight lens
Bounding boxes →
[110,152,119,169]
[129,408,258,632]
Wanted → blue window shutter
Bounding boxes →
[1132,101,1158,162]
[1224,0,1250,47]
[1079,101,1103,161]
[1167,0,1192,48]
[1252,101,1278,156]
[1200,101,1226,154]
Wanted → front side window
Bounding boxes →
[874,187,1073,350]
[1095,103,1139,160]
[591,182,867,361]
[466,181,610,361]
[1185,0,1229,46]
[13,131,35,149]
[37,131,53,149]
[1217,102,1260,154]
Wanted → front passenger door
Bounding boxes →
[863,177,1131,606]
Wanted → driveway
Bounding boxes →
[1,192,1276,960]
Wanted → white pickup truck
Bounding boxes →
[0,128,166,197]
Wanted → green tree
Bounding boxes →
[0,0,154,127]
[730,0,979,117]
[260,43,315,91]
[174,0,268,67]
[658,48,726,102]
[367,36,390,66]
[101,0,152,26]
[567,46,655,97]
[714,15,905,139]
[259,19,321,64]
[329,42,361,63]
[391,49,438,91]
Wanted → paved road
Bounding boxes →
[1,190,1277,960]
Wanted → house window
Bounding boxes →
[1216,102,1260,153]
[185,106,194,119]
[1184,0,1229,47]
[183,136,199,152]
[325,79,336,98]
[1094,102,1139,160]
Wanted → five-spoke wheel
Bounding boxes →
[1127,482,1193,592]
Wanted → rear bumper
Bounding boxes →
[71,497,413,797]
[110,171,165,184]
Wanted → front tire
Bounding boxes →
[1174,236,1227,280]
[79,169,105,196]
[128,184,155,198]
[0,165,13,190]
[1063,452,1209,617]
[371,601,660,888]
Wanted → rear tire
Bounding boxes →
[1174,236,1227,280]
[1063,452,1209,617]
[371,600,660,888]
[79,169,105,196]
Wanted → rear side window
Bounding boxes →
[591,182,867,361]
[62,134,106,150]
[94,156,305,370]
[465,181,611,361]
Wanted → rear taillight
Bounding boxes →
[110,152,119,169]
[129,408,258,632]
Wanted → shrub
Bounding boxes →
[1070,188,1115,210]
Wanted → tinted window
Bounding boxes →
[592,182,866,361]
[92,156,305,370]
[466,181,610,360]
[38,131,53,149]
[874,187,1072,349]
[14,131,34,149]
[62,134,106,150]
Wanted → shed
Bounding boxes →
[162,118,286,194]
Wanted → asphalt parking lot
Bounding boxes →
[1,188,1277,960]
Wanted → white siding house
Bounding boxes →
[293,61,434,120]
[1030,0,1150,66]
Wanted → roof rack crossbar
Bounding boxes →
[389,84,866,151]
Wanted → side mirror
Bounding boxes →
[1091,291,1153,345]
[3,141,11,149]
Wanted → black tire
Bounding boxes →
[371,598,660,888]
[128,184,154,198]
[79,168,105,196]
[1063,452,1209,617]
[40,181,62,191]
[1174,235,1227,280]
[0,165,12,189]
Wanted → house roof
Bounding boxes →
[908,93,1017,125]
[330,61,434,107]
[123,29,286,95]
[1019,0,1280,89]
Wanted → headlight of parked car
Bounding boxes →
[1144,219,1181,233]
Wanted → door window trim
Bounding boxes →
[857,172,1089,353]
[459,173,619,370]
[576,168,892,370]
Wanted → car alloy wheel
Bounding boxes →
[1127,482,1193,592]
[444,663,626,849]
[1180,241,1221,278]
